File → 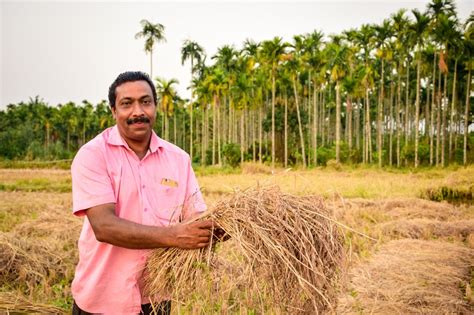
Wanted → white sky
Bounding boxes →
[1,0,472,109]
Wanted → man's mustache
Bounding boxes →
[126,116,151,125]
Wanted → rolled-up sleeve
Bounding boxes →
[71,145,116,216]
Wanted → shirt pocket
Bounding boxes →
[154,185,182,224]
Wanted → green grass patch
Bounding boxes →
[0,178,71,193]
[422,185,474,203]
[0,159,72,169]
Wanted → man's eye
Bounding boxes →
[121,101,131,107]
[142,100,152,105]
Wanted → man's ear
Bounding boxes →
[111,106,117,119]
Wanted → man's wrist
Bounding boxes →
[160,225,176,248]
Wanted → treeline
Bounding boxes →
[1,0,473,168]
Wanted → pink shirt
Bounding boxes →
[71,126,206,314]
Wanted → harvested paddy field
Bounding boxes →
[0,166,473,313]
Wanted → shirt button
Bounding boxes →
[144,208,148,212]
[142,184,146,189]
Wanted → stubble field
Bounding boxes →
[0,165,473,313]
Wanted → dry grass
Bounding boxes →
[0,291,64,314]
[381,219,474,240]
[0,191,80,311]
[338,239,474,314]
[1,167,473,313]
[145,186,346,314]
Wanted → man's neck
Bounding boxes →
[124,135,151,160]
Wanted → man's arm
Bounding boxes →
[86,203,213,249]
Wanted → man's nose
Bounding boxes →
[131,102,145,116]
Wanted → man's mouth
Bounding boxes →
[126,116,150,125]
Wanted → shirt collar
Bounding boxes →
[107,125,164,153]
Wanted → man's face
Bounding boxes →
[112,80,156,144]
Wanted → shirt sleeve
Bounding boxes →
[183,156,207,216]
[71,144,116,216]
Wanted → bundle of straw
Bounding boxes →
[145,186,345,313]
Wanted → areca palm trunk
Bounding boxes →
[365,87,371,163]
[389,82,394,166]
[149,48,153,79]
[436,69,442,166]
[321,89,326,146]
[405,64,410,146]
[259,104,263,163]
[252,109,256,162]
[271,68,276,168]
[336,81,342,163]
[189,102,193,160]
[313,84,318,166]
[378,59,384,167]
[414,57,421,168]
[449,58,458,163]
[217,98,222,165]
[201,106,206,165]
[240,110,244,163]
[285,93,288,168]
[397,64,402,167]
[212,97,217,165]
[227,98,232,143]
[348,96,353,150]
[355,98,360,152]
[174,111,177,144]
[441,72,448,167]
[464,65,471,166]
[430,53,437,165]
[293,76,306,168]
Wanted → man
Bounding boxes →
[71,71,213,314]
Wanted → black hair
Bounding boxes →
[108,71,157,108]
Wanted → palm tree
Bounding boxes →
[391,9,409,167]
[326,40,348,164]
[288,35,307,167]
[181,39,205,161]
[355,24,376,163]
[306,30,325,166]
[135,20,166,79]
[259,37,289,168]
[155,77,179,140]
[463,12,474,165]
[374,19,394,167]
[410,9,431,167]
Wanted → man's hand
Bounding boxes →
[168,220,214,249]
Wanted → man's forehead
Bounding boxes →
[116,80,153,98]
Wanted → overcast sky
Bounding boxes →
[1,0,472,109]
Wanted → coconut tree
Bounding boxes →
[410,9,431,167]
[447,31,463,163]
[155,77,179,141]
[326,39,349,164]
[287,35,308,167]
[374,19,394,167]
[354,24,376,163]
[181,40,205,161]
[135,20,166,79]
[391,9,410,167]
[427,0,457,166]
[242,39,260,162]
[305,30,325,166]
[212,45,238,145]
[259,37,289,168]
[463,12,474,165]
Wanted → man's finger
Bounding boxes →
[194,220,214,229]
